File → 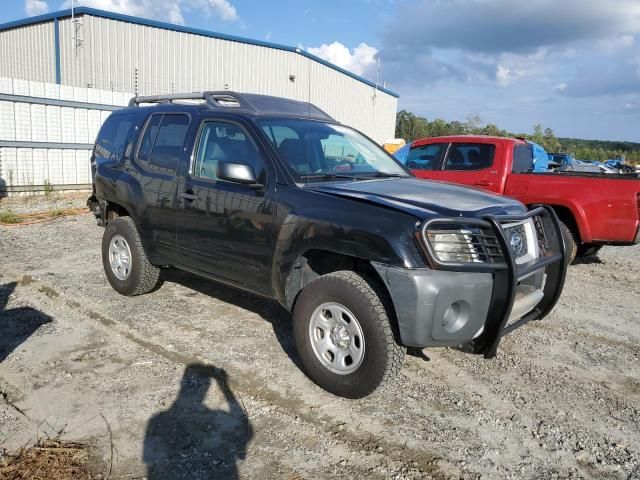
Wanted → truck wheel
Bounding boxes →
[101,216,162,296]
[558,220,577,264]
[293,271,405,398]
[576,244,602,258]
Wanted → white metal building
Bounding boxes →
[0,7,398,143]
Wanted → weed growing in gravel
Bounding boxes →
[0,210,20,224]
[43,179,54,197]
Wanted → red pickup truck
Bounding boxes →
[403,135,640,261]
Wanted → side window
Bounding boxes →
[94,113,135,160]
[513,144,534,173]
[137,114,190,173]
[444,143,495,171]
[406,143,447,170]
[138,114,163,164]
[194,121,265,182]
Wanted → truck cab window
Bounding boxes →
[444,143,495,171]
[194,121,265,182]
[406,143,447,170]
[513,144,535,173]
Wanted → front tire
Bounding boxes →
[293,271,405,398]
[101,216,162,296]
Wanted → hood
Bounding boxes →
[307,177,525,220]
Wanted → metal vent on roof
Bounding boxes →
[210,94,241,107]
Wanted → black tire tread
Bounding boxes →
[294,270,405,397]
[102,216,162,296]
[558,220,577,264]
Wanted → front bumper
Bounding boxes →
[374,206,567,358]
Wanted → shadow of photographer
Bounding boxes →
[143,363,253,480]
[0,281,53,362]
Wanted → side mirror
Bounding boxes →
[216,161,262,187]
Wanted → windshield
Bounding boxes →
[258,118,409,180]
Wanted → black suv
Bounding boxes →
[88,91,566,398]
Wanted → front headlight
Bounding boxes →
[426,230,478,263]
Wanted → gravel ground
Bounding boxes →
[0,204,639,479]
[0,192,89,215]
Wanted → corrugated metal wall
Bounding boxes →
[0,76,131,193]
[0,13,397,143]
[0,21,56,84]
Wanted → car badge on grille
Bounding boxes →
[509,228,527,257]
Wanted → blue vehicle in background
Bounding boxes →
[605,159,637,174]
[547,152,605,173]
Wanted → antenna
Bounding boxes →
[71,0,84,86]
[373,57,380,140]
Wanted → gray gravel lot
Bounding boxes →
[0,201,639,479]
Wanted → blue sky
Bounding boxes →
[5,0,640,141]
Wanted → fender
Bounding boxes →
[270,209,423,308]
[94,165,157,258]
[517,187,591,243]
[541,200,591,243]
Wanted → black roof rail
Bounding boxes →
[128,91,252,110]
[128,91,336,122]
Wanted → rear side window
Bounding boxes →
[513,144,534,173]
[406,143,447,170]
[137,114,190,173]
[94,113,135,160]
[444,143,495,171]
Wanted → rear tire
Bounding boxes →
[558,220,577,264]
[102,217,162,296]
[293,271,405,398]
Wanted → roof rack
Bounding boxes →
[128,91,336,122]
[128,91,253,110]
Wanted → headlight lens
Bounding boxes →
[426,231,478,263]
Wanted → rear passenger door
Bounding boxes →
[439,142,501,193]
[176,119,273,293]
[133,112,191,261]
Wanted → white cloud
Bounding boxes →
[496,65,512,86]
[187,0,239,22]
[62,0,240,24]
[62,0,184,23]
[554,83,568,92]
[307,41,378,76]
[25,0,48,16]
[598,34,635,53]
[206,0,238,21]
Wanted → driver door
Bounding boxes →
[176,119,274,292]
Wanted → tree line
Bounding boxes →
[395,110,640,164]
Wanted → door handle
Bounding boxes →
[474,180,492,186]
[179,192,198,201]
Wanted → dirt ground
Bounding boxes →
[0,195,639,479]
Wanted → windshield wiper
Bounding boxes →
[299,172,359,181]
[362,172,407,178]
